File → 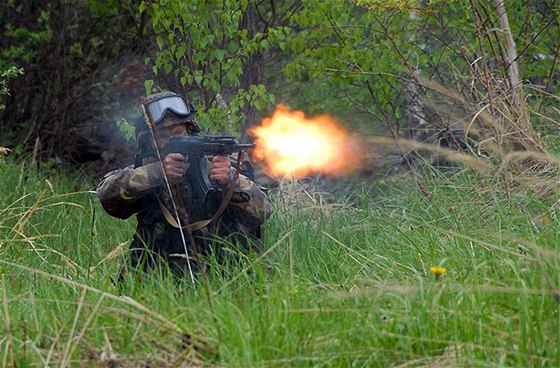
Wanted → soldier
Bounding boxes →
[97,91,272,279]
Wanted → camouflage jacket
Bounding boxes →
[96,160,272,274]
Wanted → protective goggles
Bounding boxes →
[144,94,196,124]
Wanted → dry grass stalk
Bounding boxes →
[66,294,106,366]
[1,275,14,367]
[367,136,491,170]
[89,241,128,272]
[61,288,87,367]
[394,344,466,368]
[336,282,560,300]
[400,77,559,196]
[12,190,47,234]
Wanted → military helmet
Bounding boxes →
[136,91,201,135]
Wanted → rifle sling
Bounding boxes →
[157,155,243,233]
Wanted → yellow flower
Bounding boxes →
[430,267,447,277]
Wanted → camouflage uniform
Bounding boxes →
[97,93,272,277]
[97,158,272,276]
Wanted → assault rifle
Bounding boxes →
[164,136,255,202]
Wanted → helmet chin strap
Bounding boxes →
[141,103,196,285]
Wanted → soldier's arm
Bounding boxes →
[226,174,273,226]
[96,163,164,219]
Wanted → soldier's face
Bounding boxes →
[155,123,189,149]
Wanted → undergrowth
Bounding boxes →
[0,157,558,367]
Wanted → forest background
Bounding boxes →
[0,0,559,367]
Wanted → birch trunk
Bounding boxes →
[404,6,428,141]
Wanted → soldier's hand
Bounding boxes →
[209,155,232,185]
[163,153,187,182]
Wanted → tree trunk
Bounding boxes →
[404,4,428,142]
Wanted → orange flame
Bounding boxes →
[249,104,364,178]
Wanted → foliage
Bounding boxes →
[0,7,52,71]
[0,0,143,160]
[116,117,136,142]
[2,0,559,165]
[0,65,24,110]
[141,0,285,133]
[272,0,559,154]
[279,0,413,123]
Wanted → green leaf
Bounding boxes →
[144,79,154,95]
[176,44,186,59]
[156,35,163,50]
[116,118,136,142]
[214,49,225,63]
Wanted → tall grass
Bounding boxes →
[0,156,558,367]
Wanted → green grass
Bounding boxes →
[0,157,558,367]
